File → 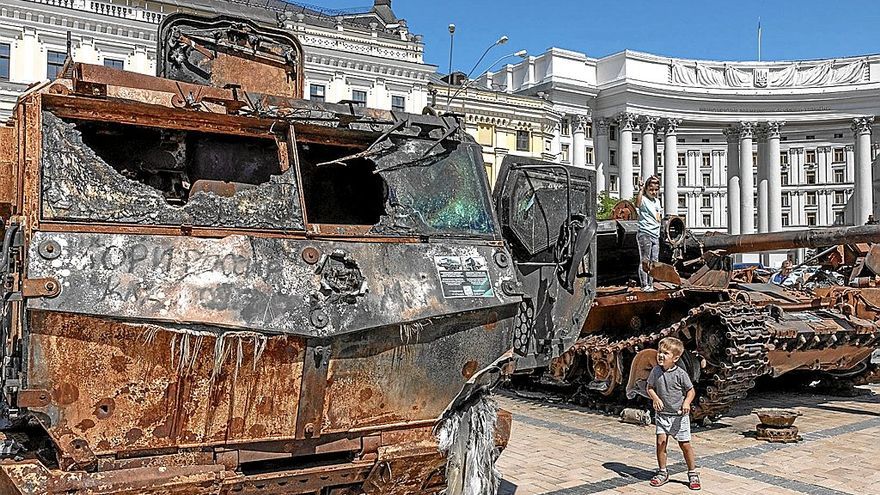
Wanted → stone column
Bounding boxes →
[617,113,637,199]
[724,127,741,234]
[595,119,610,193]
[640,116,658,179]
[739,122,756,234]
[662,119,680,215]
[852,117,874,224]
[766,122,784,232]
[572,114,588,168]
[756,127,769,233]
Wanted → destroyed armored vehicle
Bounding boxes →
[0,14,600,495]
[502,188,880,420]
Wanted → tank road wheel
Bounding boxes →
[624,348,657,400]
[586,349,624,397]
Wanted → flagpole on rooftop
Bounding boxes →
[757,17,762,61]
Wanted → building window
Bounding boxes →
[516,130,530,151]
[833,148,845,163]
[702,172,710,187]
[702,195,710,208]
[47,50,66,79]
[834,191,845,204]
[782,213,790,226]
[702,153,711,168]
[752,152,758,166]
[0,43,10,81]
[656,152,663,166]
[780,152,789,165]
[677,153,686,167]
[701,138,710,143]
[806,170,816,184]
[391,95,406,112]
[103,58,124,70]
[585,146,594,165]
[782,193,790,207]
[561,118,570,136]
[678,195,686,208]
[806,135,816,140]
[805,149,816,164]
[807,212,817,226]
[610,150,616,166]
[834,211,845,224]
[585,123,592,138]
[632,174,639,189]
[310,84,325,102]
[610,174,618,192]
[610,125,617,141]
[834,133,844,139]
[833,169,844,183]
[806,192,817,206]
[352,90,367,107]
[702,214,711,227]
[561,144,570,163]
[633,152,640,166]
[678,173,686,187]
[781,170,789,185]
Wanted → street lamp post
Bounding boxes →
[447,24,456,76]
[446,49,528,112]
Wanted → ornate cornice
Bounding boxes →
[851,116,875,135]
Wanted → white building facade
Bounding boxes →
[0,0,433,117]
[481,49,880,246]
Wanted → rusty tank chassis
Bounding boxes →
[0,15,572,494]
[535,223,880,420]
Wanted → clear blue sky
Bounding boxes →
[312,0,880,72]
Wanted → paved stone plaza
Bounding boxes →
[496,385,880,495]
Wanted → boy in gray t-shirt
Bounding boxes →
[646,337,701,490]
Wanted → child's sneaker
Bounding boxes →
[650,469,668,487]
[688,471,701,490]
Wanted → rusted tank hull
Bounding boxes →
[2,309,513,493]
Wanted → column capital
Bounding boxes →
[573,114,591,132]
[661,118,681,135]
[616,112,639,131]
[723,126,740,143]
[852,116,875,135]
[640,115,659,133]
[816,146,832,153]
[737,122,756,139]
[764,121,785,138]
[845,144,854,152]
[595,118,610,135]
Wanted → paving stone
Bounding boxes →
[496,384,880,494]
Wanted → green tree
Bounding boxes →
[597,192,618,220]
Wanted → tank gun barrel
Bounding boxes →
[697,224,880,254]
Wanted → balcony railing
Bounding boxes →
[26,0,166,24]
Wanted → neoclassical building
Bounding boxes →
[5,0,880,254]
[482,49,880,243]
[0,0,433,116]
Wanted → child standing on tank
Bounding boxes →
[647,336,701,490]
[635,175,662,292]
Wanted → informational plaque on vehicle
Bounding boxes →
[433,255,494,298]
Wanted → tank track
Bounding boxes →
[561,302,772,420]
[690,303,772,420]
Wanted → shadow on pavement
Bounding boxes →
[602,461,654,480]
